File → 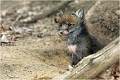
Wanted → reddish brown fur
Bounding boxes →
[55,12,80,26]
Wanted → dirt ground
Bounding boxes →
[0,37,70,80]
[0,1,72,80]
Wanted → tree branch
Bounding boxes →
[21,1,73,23]
[53,37,120,79]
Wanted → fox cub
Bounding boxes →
[55,8,92,67]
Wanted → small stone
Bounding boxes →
[46,41,50,45]
[42,29,48,34]
[115,10,120,15]
[0,35,10,43]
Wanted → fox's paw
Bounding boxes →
[67,65,74,71]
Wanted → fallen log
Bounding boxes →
[53,37,120,79]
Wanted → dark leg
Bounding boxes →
[71,54,81,67]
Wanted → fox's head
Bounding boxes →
[54,8,85,36]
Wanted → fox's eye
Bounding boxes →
[59,23,62,27]
[57,24,61,30]
[68,23,72,26]
[68,23,74,26]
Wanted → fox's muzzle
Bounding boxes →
[58,24,69,36]
[59,30,69,36]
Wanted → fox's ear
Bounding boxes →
[54,10,63,23]
[75,8,84,19]
[54,17,61,23]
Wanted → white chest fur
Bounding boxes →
[68,45,77,54]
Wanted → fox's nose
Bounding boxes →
[59,31,63,35]
[60,31,63,34]
[59,30,69,36]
